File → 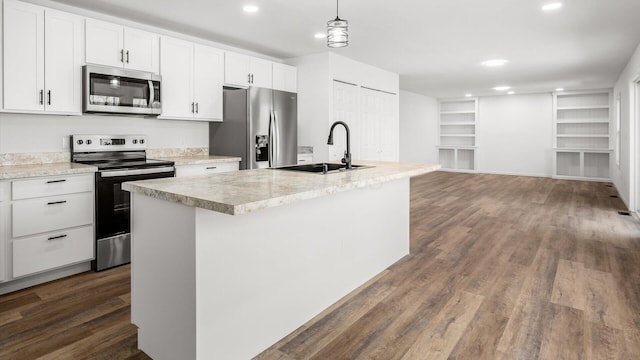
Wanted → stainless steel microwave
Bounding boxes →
[83,65,161,115]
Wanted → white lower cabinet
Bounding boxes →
[13,225,93,278]
[12,192,93,238]
[1,173,94,288]
[175,162,239,177]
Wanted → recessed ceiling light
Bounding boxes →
[555,87,564,91]
[482,59,509,67]
[542,2,562,11]
[508,91,515,95]
[314,33,326,39]
[465,93,472,97]
[493,86,511,91]
[243,5,259,13]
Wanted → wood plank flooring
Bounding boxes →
[1,171,639,359]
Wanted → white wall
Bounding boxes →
[612,43,640,211]
[0,113,208,153]
[478,94,553,177]
[399,90,438,163]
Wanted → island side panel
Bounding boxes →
[130,193,197,360]
[194,178,410,359]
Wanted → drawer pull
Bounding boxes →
[47,200,67,205]
[206,166,217,170]
[47,234,68,241]
[46,179,67,184]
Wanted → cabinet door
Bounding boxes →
[85,19,124,68]
[44,9,83,114]
[249,57,273,89]
[159,36,193,119]
[359,88,382,161]
[273,63,297,93]
[224,52,251,87]
[3,0,45,112]
[124,27,159,73]
[193,44,223,121]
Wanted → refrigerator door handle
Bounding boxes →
[273,110,279,168]
[268,110,274,168]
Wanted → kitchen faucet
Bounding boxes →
[327,121,352,169]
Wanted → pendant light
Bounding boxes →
[327,0,348,48]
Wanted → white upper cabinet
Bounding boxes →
[123,28,160,73]
[272,63,297,93]
[193,44,223,120]
[44,9,84,114]
[160,36,223,121]
[85,19,159,73]
[224,52,273,89]
[3,0,83,114]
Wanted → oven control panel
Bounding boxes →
[71,135,147,152]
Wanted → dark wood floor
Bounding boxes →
[1,172,639,359]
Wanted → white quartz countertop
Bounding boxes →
[122,161,440,215]
[0,162,97,180]
[155,155,241,166]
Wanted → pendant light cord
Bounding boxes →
[336,0,339,18]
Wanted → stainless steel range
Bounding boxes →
[71,134,175,271]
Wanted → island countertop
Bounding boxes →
[122,161,440,215]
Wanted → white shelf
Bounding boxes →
[553,90,612,180]
[557,105,610,110]
[440,110,476,115]
[439,98,478,171]
[556,120,609,124]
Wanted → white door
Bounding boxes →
[44,9,83,114]
[331,81,359,162]
[359,88,381,160]
[193,44,223,121]
[224,52,251,87]
[124,27,159,73]
[272,63,297,93]
[3,0,45,112]
[249,57,273,89]
[85,19,124,68]
[160,36,193,119]
[377,91,399,161]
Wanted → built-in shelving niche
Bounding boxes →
[438,98,477,172]
[553,90,612,181]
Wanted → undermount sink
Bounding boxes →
[274,163,373,174]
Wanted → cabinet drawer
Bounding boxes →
[12,225,94,278]
[12,174,93,200]
[175,162,239,177]
[12,192,93,237]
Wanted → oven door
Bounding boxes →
[94,166,174,271]
[83,65,161,115]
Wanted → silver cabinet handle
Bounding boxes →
[250,74,254,84]
[47,200,67,205]
[120,49,124,63]
[47,90,51,105]
[191,102,195,113]
[48,234,67,241]
[195,102,199,114]
[206,166,217,170]
[126,50,130,63]
[39,90,44,105]
[46,179,66,184]
[248,73,251,84]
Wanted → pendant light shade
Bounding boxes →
[327,0,348,48]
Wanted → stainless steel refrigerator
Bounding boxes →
[209,87,297,169]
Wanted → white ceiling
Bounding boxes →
[50,0,640,98]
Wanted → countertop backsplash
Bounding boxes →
[0,147,209,166]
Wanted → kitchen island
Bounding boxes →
[122,161,439,359]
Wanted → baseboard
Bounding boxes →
[479,170,551,178]
[0,261,91,295]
